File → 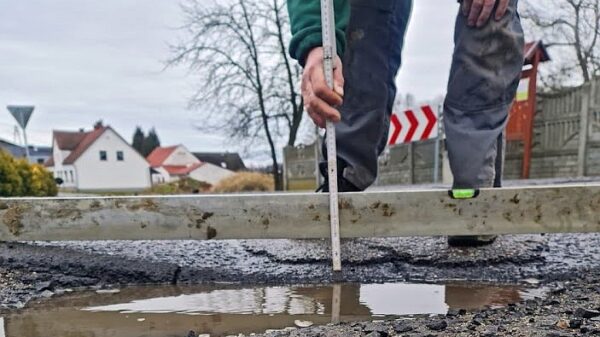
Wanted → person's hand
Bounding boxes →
[462,0,510,27]
[302,47,344,128]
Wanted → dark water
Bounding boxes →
[2,283,544,337]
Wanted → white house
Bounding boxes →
[147,145,234,186]
[46,125,151,191]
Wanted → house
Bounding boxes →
[193,152,247,171]
[45,124,151,191]
[147,145,234,185]
[0,138,52,165]
[28,145,53,165]
[0,138,26,158]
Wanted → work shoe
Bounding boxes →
[316,178,361,193]
[447,235,497,247]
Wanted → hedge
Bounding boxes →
[0,150,58,197]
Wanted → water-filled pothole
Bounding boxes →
[3,283,543,337]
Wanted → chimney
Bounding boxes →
[79,128,85,132]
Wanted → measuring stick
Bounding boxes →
[320,0,342,272]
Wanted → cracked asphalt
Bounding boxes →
[2,232,600,312]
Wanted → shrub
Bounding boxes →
[28,163,58,197]
[212,172,274,193]
[0,150,57,197]
[0,150,23,197]
[146,177,211,195]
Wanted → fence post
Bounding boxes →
[577,84,591,177]
[314,133,322,188]
[433,104,442,183]
[408,142,415,184]
[283,146,289,191]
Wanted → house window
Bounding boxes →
[37,158,44,164]
[70,171,74,182]
[99,151,107,161]
[116,151,124,161]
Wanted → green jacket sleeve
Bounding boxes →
[287,0,349,66]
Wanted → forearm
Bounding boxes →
[287,0,349,66]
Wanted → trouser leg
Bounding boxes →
[444,0,524,189]
[493,133,505,187]
[321,0,412,191]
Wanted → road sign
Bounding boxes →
[388,105,438,145]
[7,105,34,129]
[7,105,35,161]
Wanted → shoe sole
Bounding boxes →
[447,235,498,247]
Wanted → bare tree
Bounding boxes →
[168,0,304,190]
[522,0,600,90]
[264,0,304,147]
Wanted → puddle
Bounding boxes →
[3,283,543,337]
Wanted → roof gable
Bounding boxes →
[524,40,550,65]
[62,127,108,165]
[146,146,178,167]
[48,125,143,167]
[193,152,246,171]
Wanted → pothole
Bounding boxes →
[3,282,544,337]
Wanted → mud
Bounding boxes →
[246,276,600,337]
[3,282,541,337]
[2,205,25,236]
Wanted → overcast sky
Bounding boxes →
[0,1,462,163]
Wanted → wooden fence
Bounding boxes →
[283,77,600,187]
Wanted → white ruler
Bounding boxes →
[0,317,5,337]
[320,0,342,272]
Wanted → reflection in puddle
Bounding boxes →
[4,283,542,337]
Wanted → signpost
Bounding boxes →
[7,105,35,161]
[388,104,443,183]
[433,104,443,183]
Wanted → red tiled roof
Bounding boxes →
[47,127,108,166]
[163,163,203,176]
[146,146,178,167]
[53,131,88,151]
[63,127,107,165]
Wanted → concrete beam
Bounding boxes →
[1,183,599,241]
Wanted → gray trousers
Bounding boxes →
[324,0,524,190]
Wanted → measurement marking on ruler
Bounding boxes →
[320,0,342,272]
[0,317,6,337]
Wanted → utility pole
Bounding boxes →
[7,105,35,162]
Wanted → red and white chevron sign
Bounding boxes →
[388,105,439,145]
